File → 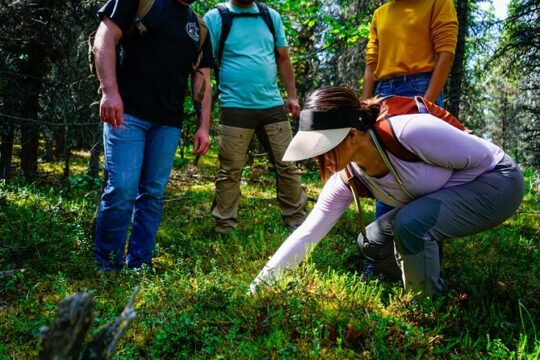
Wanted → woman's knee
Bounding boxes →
[357,232,393,261]
[393,212,430,256]
[357,233,376,260]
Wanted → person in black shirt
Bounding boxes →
[93,0,214,271]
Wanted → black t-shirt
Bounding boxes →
[98,0,214,127]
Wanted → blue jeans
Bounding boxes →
[95,114,182,270]
[375,72,444,107]
[374,72,443,217]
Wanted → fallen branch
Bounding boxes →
[516,211,540,216]
[0,268,25,279]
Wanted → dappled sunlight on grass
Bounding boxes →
[1,150,539,358]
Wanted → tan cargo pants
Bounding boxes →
[212,106,307,233]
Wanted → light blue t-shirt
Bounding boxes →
[203,2,288,109]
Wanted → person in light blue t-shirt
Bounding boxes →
[204,0,307,234]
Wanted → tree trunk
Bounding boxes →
[447,0,469,118]
[500,93,508,150]
[53,127,66,159]
[38,293,95,360]
[18,42,50,182]
[0,123,14,180]
[20,123,40,182]
[63,144,71,181]
[39,287,139,360]
[42,128,55,162]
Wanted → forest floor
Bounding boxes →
[0,145,539,359]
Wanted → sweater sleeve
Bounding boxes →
[250,173,353,292]
[365,9,379,65]
[431,0,458,54]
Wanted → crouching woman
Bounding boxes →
[250,86,524,299]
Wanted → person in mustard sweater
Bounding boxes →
[361,0,458,106]
[361,0,458,219]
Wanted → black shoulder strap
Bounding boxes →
[256,3,276,43]
[216,4,233,64]
[132,0,157,35]
[256,2,279,59]
[215,2,278,64]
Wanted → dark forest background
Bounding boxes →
[1,0,539,183]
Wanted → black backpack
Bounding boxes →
[214,2,279,65]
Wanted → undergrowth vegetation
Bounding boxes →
[0,147,539,359]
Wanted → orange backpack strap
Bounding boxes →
[375,96,422,161]
[373,119,420,162]
[374,95,468,161]
[377,95,420,120]
[415,96,466,131]
[340,164,373,239]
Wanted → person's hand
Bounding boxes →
[285,96,300,119]
[99,91,124,127]
[248,282,257,295]
[193,127,210,155]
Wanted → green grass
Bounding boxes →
[0,148,539,359]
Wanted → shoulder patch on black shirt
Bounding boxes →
[186,22,199,42]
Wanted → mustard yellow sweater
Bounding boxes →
[366,0,458,80]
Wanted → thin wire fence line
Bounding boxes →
[0,113,101,126]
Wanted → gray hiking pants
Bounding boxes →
[358,155,524,298]
[212,106,307,233]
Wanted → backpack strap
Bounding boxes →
[133,0,156,35]
[192,14,208,103]
[414,96,467,131]
[215,2,279,65]
[373,119,420,162]
[374,95,422,161]
[255,2,279,59]
[340,164,370,240]
[216,4,233,65]
[89,0,156,75]
[368,129,415,202]
[374,95,469,161]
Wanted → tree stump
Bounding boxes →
[39,287,139,360]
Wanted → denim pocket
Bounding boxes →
[406,76,430,94]
[375,81,393,96]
